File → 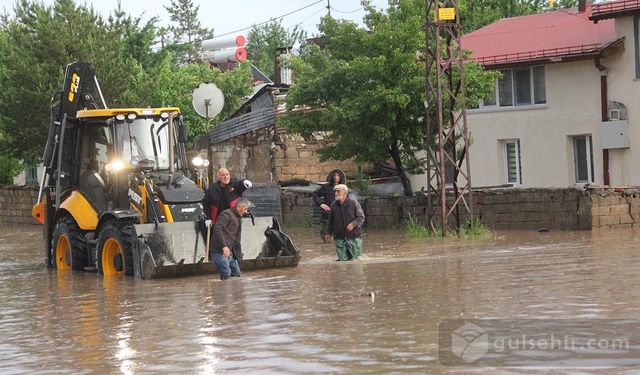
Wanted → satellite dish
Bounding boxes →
[192,83,224,119]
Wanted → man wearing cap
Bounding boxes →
[326,184,365,261]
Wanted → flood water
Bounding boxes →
[2,223,640,374]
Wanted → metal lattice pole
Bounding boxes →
[424,0,473,236]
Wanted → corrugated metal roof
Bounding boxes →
[461,6,618,67]
[591,0,640,21]
[242,183,282,223]
[209,107,275,144]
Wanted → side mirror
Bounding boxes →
[178,123,188,143]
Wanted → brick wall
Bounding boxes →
[0,185,38,225]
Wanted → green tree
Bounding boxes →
[0,0,252,165]
[163,0,213,64]
[123,54,252,144]
[0,0,153,163]
[107,2,159,69]
[284,0,496,196]
[246,20,307,80]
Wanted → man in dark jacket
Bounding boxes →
[212,198,250,280]
[327,184,365,261]
[312,169,345,242]
[203,167,252,227]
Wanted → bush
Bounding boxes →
[0,156,23,185]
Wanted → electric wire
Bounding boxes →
[330,6,363,14]
[211,0,325,39]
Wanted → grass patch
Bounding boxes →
[459,218,494,239]
[405,214,431,238]
[404,214,493,239]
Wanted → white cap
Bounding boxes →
[333,184,348,192]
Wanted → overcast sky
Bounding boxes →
[0,0,389,39]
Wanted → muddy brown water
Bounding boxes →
[2,224,640,374]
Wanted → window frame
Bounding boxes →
[573,135,595,184]
[474,66,546,110]
[503,139,522,186]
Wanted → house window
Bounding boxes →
[573,135,594,183]
[504,139,522,185]
[532,66,546,104]
[26,165,38,185]
[478,66,546,108]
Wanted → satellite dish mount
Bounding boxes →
[192,83,224,120]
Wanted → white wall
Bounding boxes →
[602,16,640,186]
[467,60,604,188]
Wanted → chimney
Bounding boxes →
[274,47,293,86]
[578,0,587,13]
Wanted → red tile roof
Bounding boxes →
[590,0,640,21]
[461,6,620,68]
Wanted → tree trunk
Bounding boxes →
[389,141,414,197]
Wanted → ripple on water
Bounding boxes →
[2,225,640,372]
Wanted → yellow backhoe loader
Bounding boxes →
[32,62,300,278]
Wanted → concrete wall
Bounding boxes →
[0,186,38,225]
[467,60,603,188]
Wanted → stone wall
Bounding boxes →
[281,187,597,230]
[0,185,38,225]
[273,132,359,183]
[4,184,640,230]
[590,189,640,228]
[206,128,273,183]
[204,129,360,184]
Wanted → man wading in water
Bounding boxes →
[211,198,251,280]
[326,184,365,261]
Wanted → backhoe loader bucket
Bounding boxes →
[133,217,300,279]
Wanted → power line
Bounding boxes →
[300,6,328,24]
[212,0,325,39]
[330,6,363,14]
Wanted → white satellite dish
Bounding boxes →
[192,83,224,119]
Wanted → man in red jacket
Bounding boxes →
[203,168,252,227]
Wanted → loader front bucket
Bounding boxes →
[133,221,213,279]
[132,217,300,279]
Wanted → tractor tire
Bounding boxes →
[96,220,136,277]
[51,216,88,271]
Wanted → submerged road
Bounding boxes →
[1,224,640,373]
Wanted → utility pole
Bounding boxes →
[424,0,473,236]
[327,0,331,17]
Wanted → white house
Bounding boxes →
[460,0,640,188]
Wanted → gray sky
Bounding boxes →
[0,0,389,39]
